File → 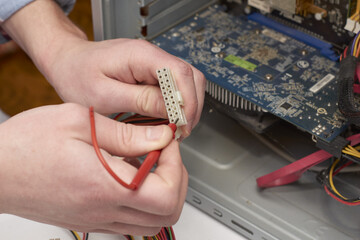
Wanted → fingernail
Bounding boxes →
[146,126,164,141]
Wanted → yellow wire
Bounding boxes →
[345,145,355,152]
[353,35,360,56]
[329,159,347,199]
[71,231,81,240]
[328,159,360,202]
[351,12,358,20]
[342,149,360,158]
[327,145,360,202]
[347,145,360,153]
[354,14,360,21]
[342,145,360,158]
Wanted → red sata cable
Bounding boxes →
[257,133,360,188]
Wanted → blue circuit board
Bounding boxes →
[152,5,347,142]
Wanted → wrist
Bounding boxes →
[37,33,87,84]
[2,0,87,80]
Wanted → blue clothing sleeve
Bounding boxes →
[0,0,76,43]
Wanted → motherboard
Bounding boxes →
[152,4,346,142]
[247,0,353,51]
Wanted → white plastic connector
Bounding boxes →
[345,19,355,32]
[345,18,360,34]
[157,68,187,139]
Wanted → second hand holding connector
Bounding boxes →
[90,106,178,190]
[90,68,185,190]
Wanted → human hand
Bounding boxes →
[0,103,188,235]
[2,0,205,138]
[43,38,205,138]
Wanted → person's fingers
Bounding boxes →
[85,77,168,118]
[104,222,162,236]
[91,39,205,135]
[168,62,198,137]
[88,226,161,236]
[119,141,187,215]
[125,40,201,136]
[183,63,206,131]
[95,72,203,136]
[110,168,187,227]
[48,218,162,236]
[82,109,173,157]
[100,205,182,228]
[81,142,186,222]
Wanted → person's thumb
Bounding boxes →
[90,113,173,157]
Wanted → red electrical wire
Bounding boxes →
[90,107,134,189]
[324,185,360,206]
[89,106,177,190]
[333,161,353,175]
[344,46,348,58]
[159,228,165,239]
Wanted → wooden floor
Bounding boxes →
[0,0,93,116]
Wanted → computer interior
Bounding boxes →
[91,1,360,239]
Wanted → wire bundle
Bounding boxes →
[317,146,360,206]
[338,33,360,125]
[70,226,176,240]
[348,3,360,27]
[70,227,175,240]
[70,231,88,240]
[342,144,360,164]
[125,227,176,240]
[113,112,169,126]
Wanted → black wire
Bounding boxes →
[127,119,168,124]
[337,56,360,122]
[341,153,360,164]
[69,231,79,240]
[346,42,353,58]
[163,227,171,240]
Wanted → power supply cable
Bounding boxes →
[319,158,360,206]
[338,33,360,125]
[69,230,81,240]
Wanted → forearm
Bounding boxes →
[1,0,87,78]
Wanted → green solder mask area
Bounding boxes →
[224,55,257,72]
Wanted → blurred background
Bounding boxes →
[0,0,93,116]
